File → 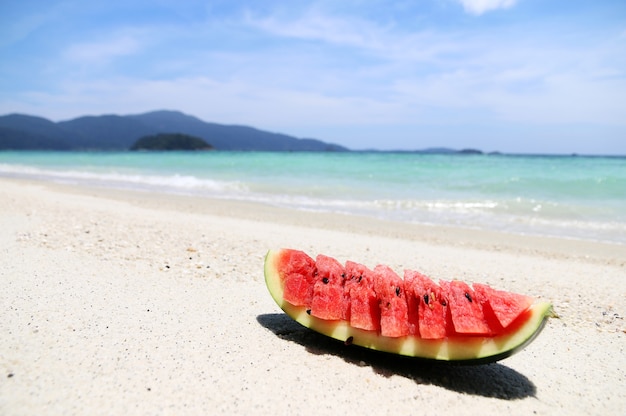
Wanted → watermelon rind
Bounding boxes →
[264,249,552,364]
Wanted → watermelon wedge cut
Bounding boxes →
[264,248,552,364]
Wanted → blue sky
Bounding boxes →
[1,0,625,154]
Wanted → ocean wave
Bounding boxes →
[0,163,248,195]
[1,157,624,245]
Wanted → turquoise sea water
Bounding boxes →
[1,151,625,244]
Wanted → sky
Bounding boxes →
[1,0,625,154]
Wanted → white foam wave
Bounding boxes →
[0,163,248,195]
[247,194,626,244]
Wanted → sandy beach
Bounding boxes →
[1,177,624,415]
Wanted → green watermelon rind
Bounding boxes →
[265,249,552,364]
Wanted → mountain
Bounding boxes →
[0,110,348,152]
[0,114,80,150]
[58,114,156,149]
[128,111,345,151]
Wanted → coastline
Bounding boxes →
[1,177,624,415]
[18,176,625,267]
[2,150,625,246]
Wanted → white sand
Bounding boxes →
[1,177,624,415]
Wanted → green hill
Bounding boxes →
[130,133,214,151]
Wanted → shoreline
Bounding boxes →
[21,176,626,267]
[1,176,624,415]
[2,150,625,247]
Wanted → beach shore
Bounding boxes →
[1,177,624,415]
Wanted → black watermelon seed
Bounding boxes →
[341,273,346,279]
[345,336,354,346]
[306,309,311,315]
[441,300,447,306]
[322,277,329,284]
[423,294,430,305]
[357,275,363,283]
[395,286,401,297]
[465,292,473,303]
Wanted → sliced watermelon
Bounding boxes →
[278,249,316,307]
[344,261,380,331]
[473,283,533,329]
[310,254,346,320]
[372,265,410,337]
[265,248,552,364]
[404,270,448,339]
[444,280,492,335]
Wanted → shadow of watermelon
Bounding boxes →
[257,313,536,400]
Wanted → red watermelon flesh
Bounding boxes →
[272,249,541,341]
[373,265,410,337]
[310,254,346,320]
[404,270,449,339]
[266,249,552,363]
[473,283,533,329]
[444,280,491,335]
[280,249,316,307]
[402,270,421,336]
[344,261,380,331]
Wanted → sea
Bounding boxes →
[1,151,625,245]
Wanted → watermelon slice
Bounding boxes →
[472,283,533,329]
[310,254,346,320]
[444,280,492,335]
[404,270,449,339]
[264,248,552,364]
[277,249,316,307]
[344,261,380,331]
[372,265,410,337]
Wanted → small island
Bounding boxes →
[130,133,214,151]
[458,148,483,155]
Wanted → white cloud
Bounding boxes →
[457,0,518,15]
[243,8,386,50]
[63,34,141,64]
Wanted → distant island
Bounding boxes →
[0,110,348,152]
[458,148,483,155]
[130,133,214,151]
[0,109,495,154]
